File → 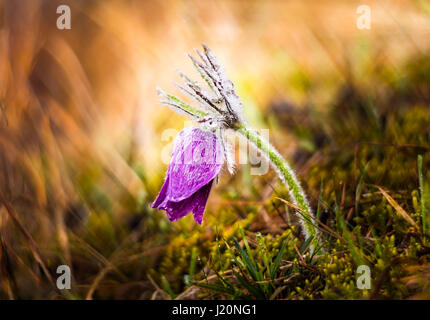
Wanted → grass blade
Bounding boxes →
[271,238,288,280]
[418,155,428,236]
[376,186,419,229]
[233,238,260,281]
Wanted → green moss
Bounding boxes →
[151,95,430,300]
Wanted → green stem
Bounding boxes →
[237,124,319,251]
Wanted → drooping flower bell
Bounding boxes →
[151,126,224,224]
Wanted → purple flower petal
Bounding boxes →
[151,127,223,224]
[164,180,213,225]
[168,127,223,201]
[152,175,170,209]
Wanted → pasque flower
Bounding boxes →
[152,127,224,224]
[153,45,321,251]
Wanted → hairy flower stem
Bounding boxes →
[237,124,320,252]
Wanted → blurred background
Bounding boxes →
[0,0,429,299]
